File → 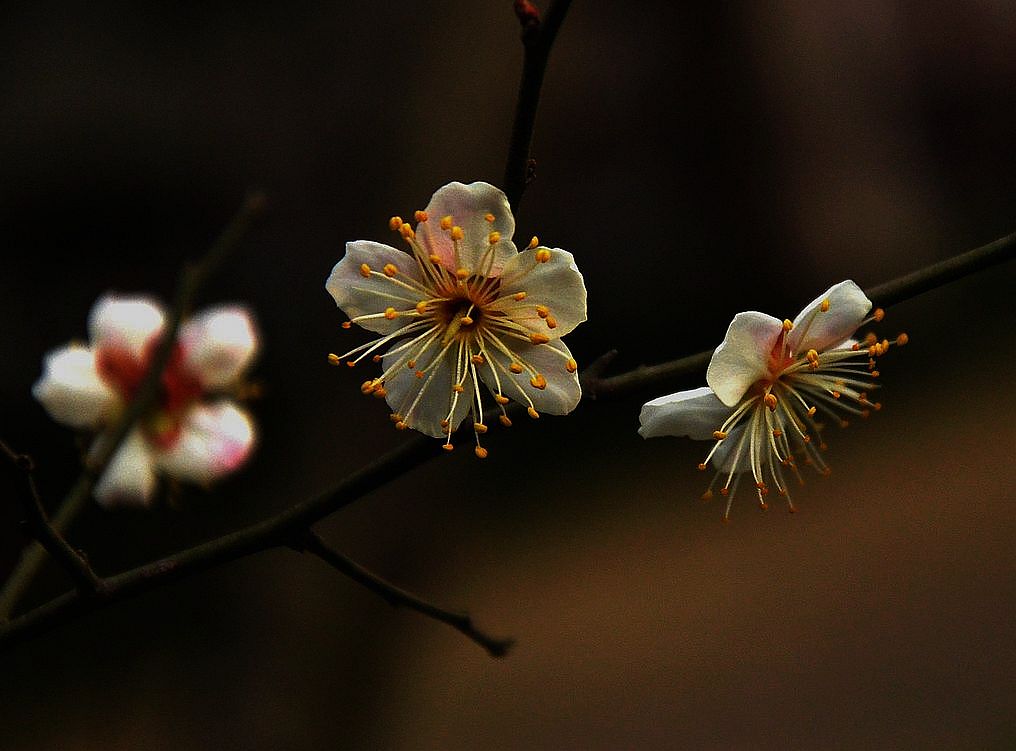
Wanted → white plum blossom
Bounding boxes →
[33,295,259,507]
[639,280,908,521]
[326,181,587,457]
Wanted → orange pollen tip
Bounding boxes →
[535,305,550,317]
[372,387,387,398]
[495,394,510,404]
[712,430,727,440]
[359,263,371,278]
[513,291,527,301]
[820,299,830,312]
[719,487,729,496]
[383,263,398,277]
[414,210,428,223]
[440,419,450,429]
[327,353,341,366]
[455,268,470,280]
[384,307,397,320]
[530,333,550,344]
[873,308,885,321]
[499,415,513,427]
[360,380,376,394]
[545,315,558,329]
[861,409,871,418]
[509,363,524,374]
[388,216,403,230]
[474,446,488,459]
[807,406,817,417]
[460,316,474,325]
[565,358,578,373]
[346,361,356,368]
[896,332,909,346]
[471,354,485,365]
[527,236,539,249]
[527,407,540,419]
[415,370,424,378]
[783,319,793,331]
[535,248,551,263]
[806,349,819,362]
[372,354,381,363]
[488,231,501,244]
[442,443,454,452]
[439,215,453,230]
[803,435,811,443]
[874,402,882,410]
[429,254,442,264]
[484,212,495,223]
[473,422,488,434]
[773,429,783,437]
[415,301,428,315]
[395,421,408,430]
[399,224,415,239]
[530,374,547,390]
[452,384,464,393]
[831,390,841,399]
[755,481,766,490]
[341,321,352,329]
[697,463,708,471]
[871,370,880,378]
[405,361,417,371]
[389,413,403,422]
[764,393,778,411]
[840,420,850,428]
[851,342,860,351]
[450,226,464,241]
[701,490,713,501]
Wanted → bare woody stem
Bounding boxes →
[0,229,1011,654]
[503,0,574,210]
[0,192,267,619]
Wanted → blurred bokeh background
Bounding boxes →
[2,1,1015,748]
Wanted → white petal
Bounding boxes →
[788,280,871,355]
[155,402,256,483]
[88,294,165,360]
[180,306,259,388]
[706,311,783,407]
[326,241,427,334]
[94,430,158,508]
[638,386,732,440]
[416,182,519,275]
[32,344,119,429]
[490,247,587,338]
[477,338,581,415]
[382,340,474,438]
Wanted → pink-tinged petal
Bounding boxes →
[382,340,473,438]
[88,294,165,360]
[180,306,259,389]
[489,247,587,338]
[638,386,732,440]
[32,344,120,429]
[706,312,784,407]
[476,338,581,415]
[326,241,427,334]
[416,182,518,275]
[154,402,256,483]
[788,280,871,355]
[94,429,158,508]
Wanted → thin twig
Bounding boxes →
[0,192,267,619]
[298,530,513,658]
[503,0,575,210]
[0,231,1010,653]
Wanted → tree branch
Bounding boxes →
[298,530,513,658]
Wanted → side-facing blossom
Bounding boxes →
[639,280,908,520]
[33,294,259,507]
[326,181,587,457]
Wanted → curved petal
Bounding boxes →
[477,338,581,415]
[706,311,783,407]
[88,294,165,360]
[416,182,518,275]
[180,306,259,389]
[94,429,158,508]
[638,386,732,440]
[489,247,587,338]
[788,280,871,355]
[382,340,474,439]
[326,241,427,334]
[32,344,119,429]
[155,402,256,483]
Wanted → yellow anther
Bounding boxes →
[440,419,450,429]
[415,370,425,378]
[471,354,485,365]
[346,360,356,368]
[395,421,408,431]
[697,463,708,471]
[509,363,524,374]
[360,380,376,394]
[864,332,878,345]
[527,236,539,249]
[755,481,766,490]
[535,305,550,318]
[399,224,415,240]
[372,386,387,398]
[803,435,811,443]
[712,430,727,440]
[783,319,793,331]
[439,215,453,230]
[452,384,464,393]
[327,353,341,366]
[488,231,501,244]
[450,226,464,241]
[719,487,729,496]
[830,390,841,399]
[527,407,540,419]
[499,415,513,427]
[341,321,352,329]
[484,212,495,223]
[806,348,819,362]
[535,248,551,263]
[851,342,860,351]
[565,358,578,373]
[530,333,550,344]
[873,307,885,321]
[372,354,382,363]
[896,332,909,346]
[473,422,488,434]
[873,402,882,411]
[383,263,398,277]
[460,315,474,325]
[495,394,510,405]
[807,406,817,417]
[389,413,403,423]
[359,263,371,278]
[384,307,397,320]
[772,428,783,438]
[474,446,489,459]
[820,299,830,312]
[442,443,454,452]
[513,291,527,301]
[407,359,416,369]
[455,268,470,280]
[429,254,442,264]
[530,374,547,390]
[414,210,428,223]
[871,370,880,378]
[388,216,403,230]
[545,315,558,329]
[415,301,428,315]
[764,393,778,411]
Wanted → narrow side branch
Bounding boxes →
[299,531,513,658]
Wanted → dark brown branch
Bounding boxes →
[0,440,99,594]
[0,227,1012,654]
[0,192,267,619]
[298,530,513,658]
[503,0,574,210]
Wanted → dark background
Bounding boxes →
[2,1,1015,748]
